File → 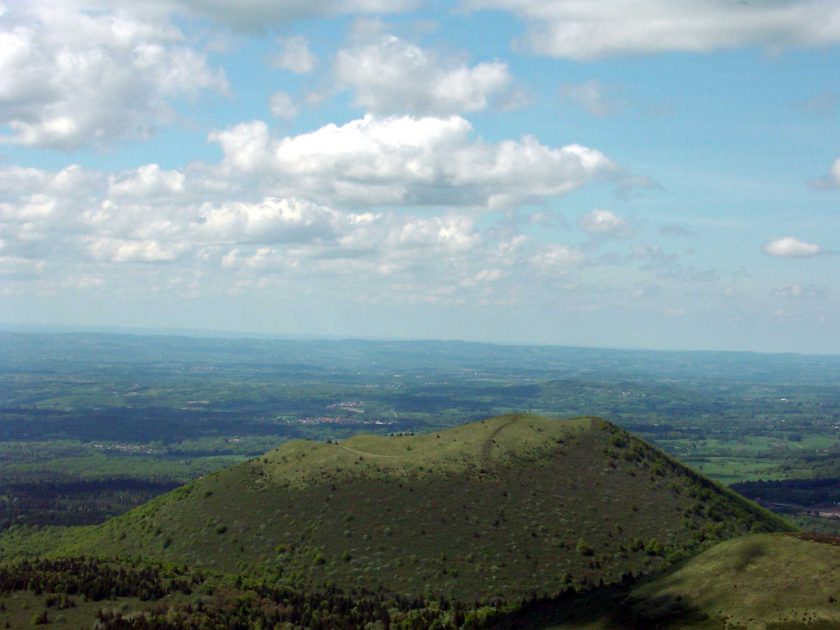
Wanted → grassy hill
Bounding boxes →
[1,414,790,603]
[627,533,840,629]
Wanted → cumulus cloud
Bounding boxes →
[270,35,316,73]
[334,34,512,114]
[462,0,840,59]
[577,209,633,238]
[0,2,227,149]
[761,237,822,258]
[810,157,840,190]
[209,114,619,208]
[559,80,619,117]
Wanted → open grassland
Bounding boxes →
[630,533,840,629]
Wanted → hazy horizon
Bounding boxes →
[3,321,840,358]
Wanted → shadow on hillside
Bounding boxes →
[486,583,723,629]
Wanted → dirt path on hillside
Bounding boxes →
[480,417,517,466]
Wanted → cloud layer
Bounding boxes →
[464,0,840,59]
[169,0,419,30]
[0,109,626,302]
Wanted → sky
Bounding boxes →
[1,0,839,353]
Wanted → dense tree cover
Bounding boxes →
[0,556,694,629]
[0,558,192,601]
[733,478,840,510]
[0,478,178,529]
[0,556,531,629]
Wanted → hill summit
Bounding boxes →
[15,415,789,601]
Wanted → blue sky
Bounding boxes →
[1,0,838,353]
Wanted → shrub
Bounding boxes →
[645,538,663,556]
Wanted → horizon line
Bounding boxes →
[1,321,838,359]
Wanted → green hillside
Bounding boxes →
[626,533,840,629]
[1,415,790,603]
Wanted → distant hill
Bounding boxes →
[1,414,789,604]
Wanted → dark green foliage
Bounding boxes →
[733,478,840,511]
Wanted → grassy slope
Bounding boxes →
[629,534,840,629]
[1,415,791,602]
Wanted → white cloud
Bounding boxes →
[810,157,840,190]
[269,92,298,119]
[463,0,840,59]
[166,0,418,30]
[108,165,186,199]
[87,237,186,263]
[0,256,47,279]
[762,237,822,258]
[334,34,512,114]
[0,157,612,307]
[775,284,825,299]
[558,80,618,117]
[529,243,585,272]
[6,1,418,35]
[270,35,316,73]
[383,215,480,254]
[0,2,227,149]
[194,198,353,245]
[0,159,485,270]
[577,209,633,238]
[209,114,618,208]
[209,121,272,172]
